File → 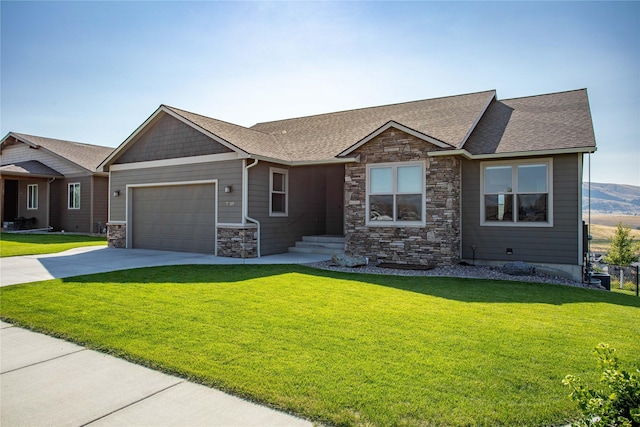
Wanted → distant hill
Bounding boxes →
[582,182,640,214]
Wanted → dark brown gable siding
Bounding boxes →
[92,175,109,232]
[115,113,233,164]
[50,176,93,233]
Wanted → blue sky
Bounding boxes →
[1,1,638,186]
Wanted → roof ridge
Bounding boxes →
[499,88,587,102]
[251,89,498,127]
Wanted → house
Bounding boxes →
[1,133,114,233]
[98,89,596,280]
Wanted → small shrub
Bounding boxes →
[563,343,640,426]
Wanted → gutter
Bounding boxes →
[243,158,261,257]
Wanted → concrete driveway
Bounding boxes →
[1,247,328,426]
[1,245,331,287]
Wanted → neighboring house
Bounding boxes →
[1,133,114,233]
[99,89,596,280]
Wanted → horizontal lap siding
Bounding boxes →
[109,160,242,223]
[461,154,581,265]
[249,162,329,255]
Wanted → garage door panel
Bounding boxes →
[132,184,216,253]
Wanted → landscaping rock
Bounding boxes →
[332,254,368,268]
[503,261,536,276]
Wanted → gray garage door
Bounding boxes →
[131,184,216,253]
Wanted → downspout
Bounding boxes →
[243,158,261,257]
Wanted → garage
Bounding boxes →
[131,183,216,253]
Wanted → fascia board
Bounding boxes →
[427,146,597,159]
[109,152,244,171]
[338,121,451,157]
[458,91,497,149]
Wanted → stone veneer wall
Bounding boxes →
[107,223,126,248]
[344,128,461,267]
[217,225,258,258]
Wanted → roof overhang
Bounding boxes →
[0,160,64,179]
[98,105,251,171]
[338,121,453,157]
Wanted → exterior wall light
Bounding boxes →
[113,190,120,197]
[224,185,232,193]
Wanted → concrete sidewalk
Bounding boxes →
[1,247,328,425]
[1,321,312,426]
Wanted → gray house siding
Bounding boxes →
[109,160,243,223]
[115,113,233,164]
[248,162,339,255]
[461,153,582,266]
[50,176,93,233]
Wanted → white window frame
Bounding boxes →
[68,182,81,210]
[480,158,553,227]
[27,184,38,210]
[366,161,426,227]
[269,167,288,217]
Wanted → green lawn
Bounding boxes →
[0,232,106,257]
[1,265,639,426]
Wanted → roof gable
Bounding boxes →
[113,112,235,164]
[1,132,114,173]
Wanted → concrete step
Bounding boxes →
[288,246,344,256]
[294,241,345,250]
[301,235,345,244]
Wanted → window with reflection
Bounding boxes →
[482,160,552,226]
[367,162,425,225]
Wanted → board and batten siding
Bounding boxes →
[461,153,582,265]
[248,162,335,256]
[16,178,48,228]
[50,176,93,233]
[92,175,109,232]
[114,113,233,164]
[109,160,242,224]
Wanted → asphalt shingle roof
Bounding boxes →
[105,88,596,167]
[249,90,496,161]
[463,89,596,155]
[6,133,114,171]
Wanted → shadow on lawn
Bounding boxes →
[62,264,640,308]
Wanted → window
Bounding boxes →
[27,184,38,210]
[366,162,425,226]
[481,159,552,226]
[269,168,288,216]
[68,183,81,209]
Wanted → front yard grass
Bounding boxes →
[0,232,106,257]
[1,265,639,426]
